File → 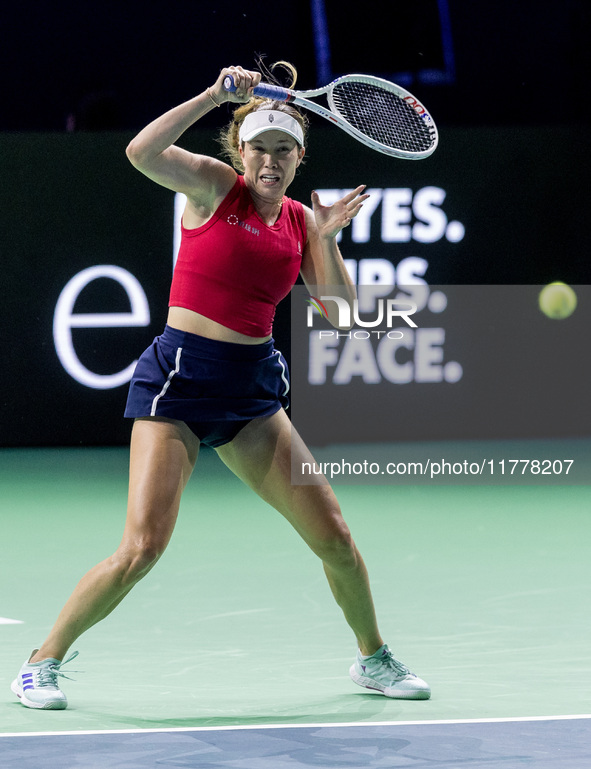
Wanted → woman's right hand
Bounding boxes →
[210,66,262,105]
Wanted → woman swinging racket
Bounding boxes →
[12,63,430,709]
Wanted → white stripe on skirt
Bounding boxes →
[274,350,290,398]
[150,347,183,416]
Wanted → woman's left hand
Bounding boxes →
[311,185,369,239]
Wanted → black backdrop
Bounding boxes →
[2,1,589,131]
[2,0,589,446]
[2,125,589,446]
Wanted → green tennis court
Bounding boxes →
[2,442,590,738]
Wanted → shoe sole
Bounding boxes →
[11,680,68,710]
[349,665,431,700]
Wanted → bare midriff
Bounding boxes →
[167,306,271,345]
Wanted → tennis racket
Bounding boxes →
[223,73,438,160]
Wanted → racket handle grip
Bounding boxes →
[223,75,290,102]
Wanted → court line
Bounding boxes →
[2,713,591,739]
[196,608,273,621]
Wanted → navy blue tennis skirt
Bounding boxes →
[124,325,290,448]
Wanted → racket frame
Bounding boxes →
[224,73,438,160]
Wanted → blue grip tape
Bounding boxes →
[223,76,289,102]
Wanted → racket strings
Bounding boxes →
[330,82,435,154]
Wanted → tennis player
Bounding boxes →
[11,63,430,709]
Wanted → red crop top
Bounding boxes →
[169,175,307,337]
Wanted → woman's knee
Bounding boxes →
[311,519,359,571]
[110,537,166,586]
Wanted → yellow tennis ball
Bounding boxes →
[538,282,577,319]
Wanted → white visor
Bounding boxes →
[239,110,304,146]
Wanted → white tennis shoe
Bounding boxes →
[350,644,431,699]
[11,650,79,709]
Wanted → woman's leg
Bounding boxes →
[216,409,384,656]
[30,417,199,663]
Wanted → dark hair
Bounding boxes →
[218,61,308,172]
